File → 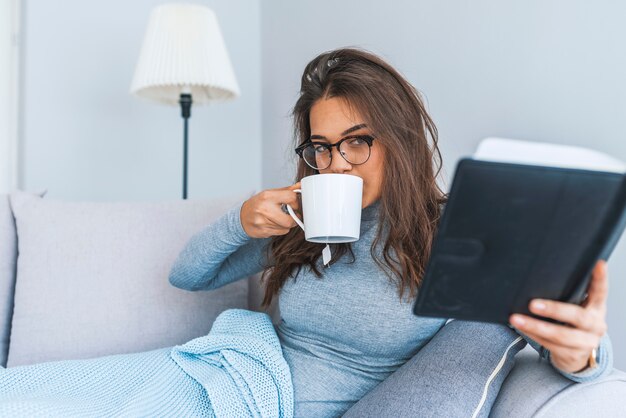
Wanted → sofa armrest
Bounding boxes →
[491,345,626,417]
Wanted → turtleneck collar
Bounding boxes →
[361,198,381,222]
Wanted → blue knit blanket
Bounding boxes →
[0,309,293,417]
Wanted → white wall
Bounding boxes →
[0,0,20,194]
[20,0,261,201]
[261,1,626,368]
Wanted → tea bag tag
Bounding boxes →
[322,243,331,267]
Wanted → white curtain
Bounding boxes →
[0,0,20,194]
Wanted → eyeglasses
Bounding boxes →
[295,134,376,170]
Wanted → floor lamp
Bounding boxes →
[130,3,240,199]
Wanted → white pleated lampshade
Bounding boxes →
[130,3,240,105]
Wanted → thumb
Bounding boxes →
[287,181,302,191]
[585,260,609,309]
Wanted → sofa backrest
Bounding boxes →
[4,190,277,367]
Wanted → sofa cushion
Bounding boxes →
[7,190,254,367]
[0,194,16,368]
[490,344,626,417]
[0,190,45,368]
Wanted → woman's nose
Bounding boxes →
[328,147,352,173]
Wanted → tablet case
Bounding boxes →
[412,158,626,324]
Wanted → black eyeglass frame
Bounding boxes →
[294,134,376,170]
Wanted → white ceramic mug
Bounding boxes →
[285,173,363,243]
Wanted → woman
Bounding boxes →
[169,47,613,417]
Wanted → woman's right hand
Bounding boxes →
[240,182,302,239]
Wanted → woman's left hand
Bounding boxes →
[509,259,609,373]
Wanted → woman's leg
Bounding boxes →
[342,319,527,418]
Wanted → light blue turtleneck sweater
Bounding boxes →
[168,198,613,417]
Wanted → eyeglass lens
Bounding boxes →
[302,137,372,169]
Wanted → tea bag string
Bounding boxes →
[281,201,332,267]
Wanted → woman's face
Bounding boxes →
[309,96,384,208]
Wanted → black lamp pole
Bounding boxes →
[179,93,193,199]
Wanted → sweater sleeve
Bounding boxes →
[168,199,273,291]
[511,325,614,383]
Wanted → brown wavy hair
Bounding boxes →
[260,47,448,308]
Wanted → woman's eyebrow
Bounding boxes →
[310,123,367,140]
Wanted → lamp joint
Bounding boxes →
[179,93,192,118]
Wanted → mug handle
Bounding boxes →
[285,189,305,231]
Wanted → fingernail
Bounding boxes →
[511,315,526,326]
[532,300,546,310]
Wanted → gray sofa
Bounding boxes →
[1,189,625,417]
